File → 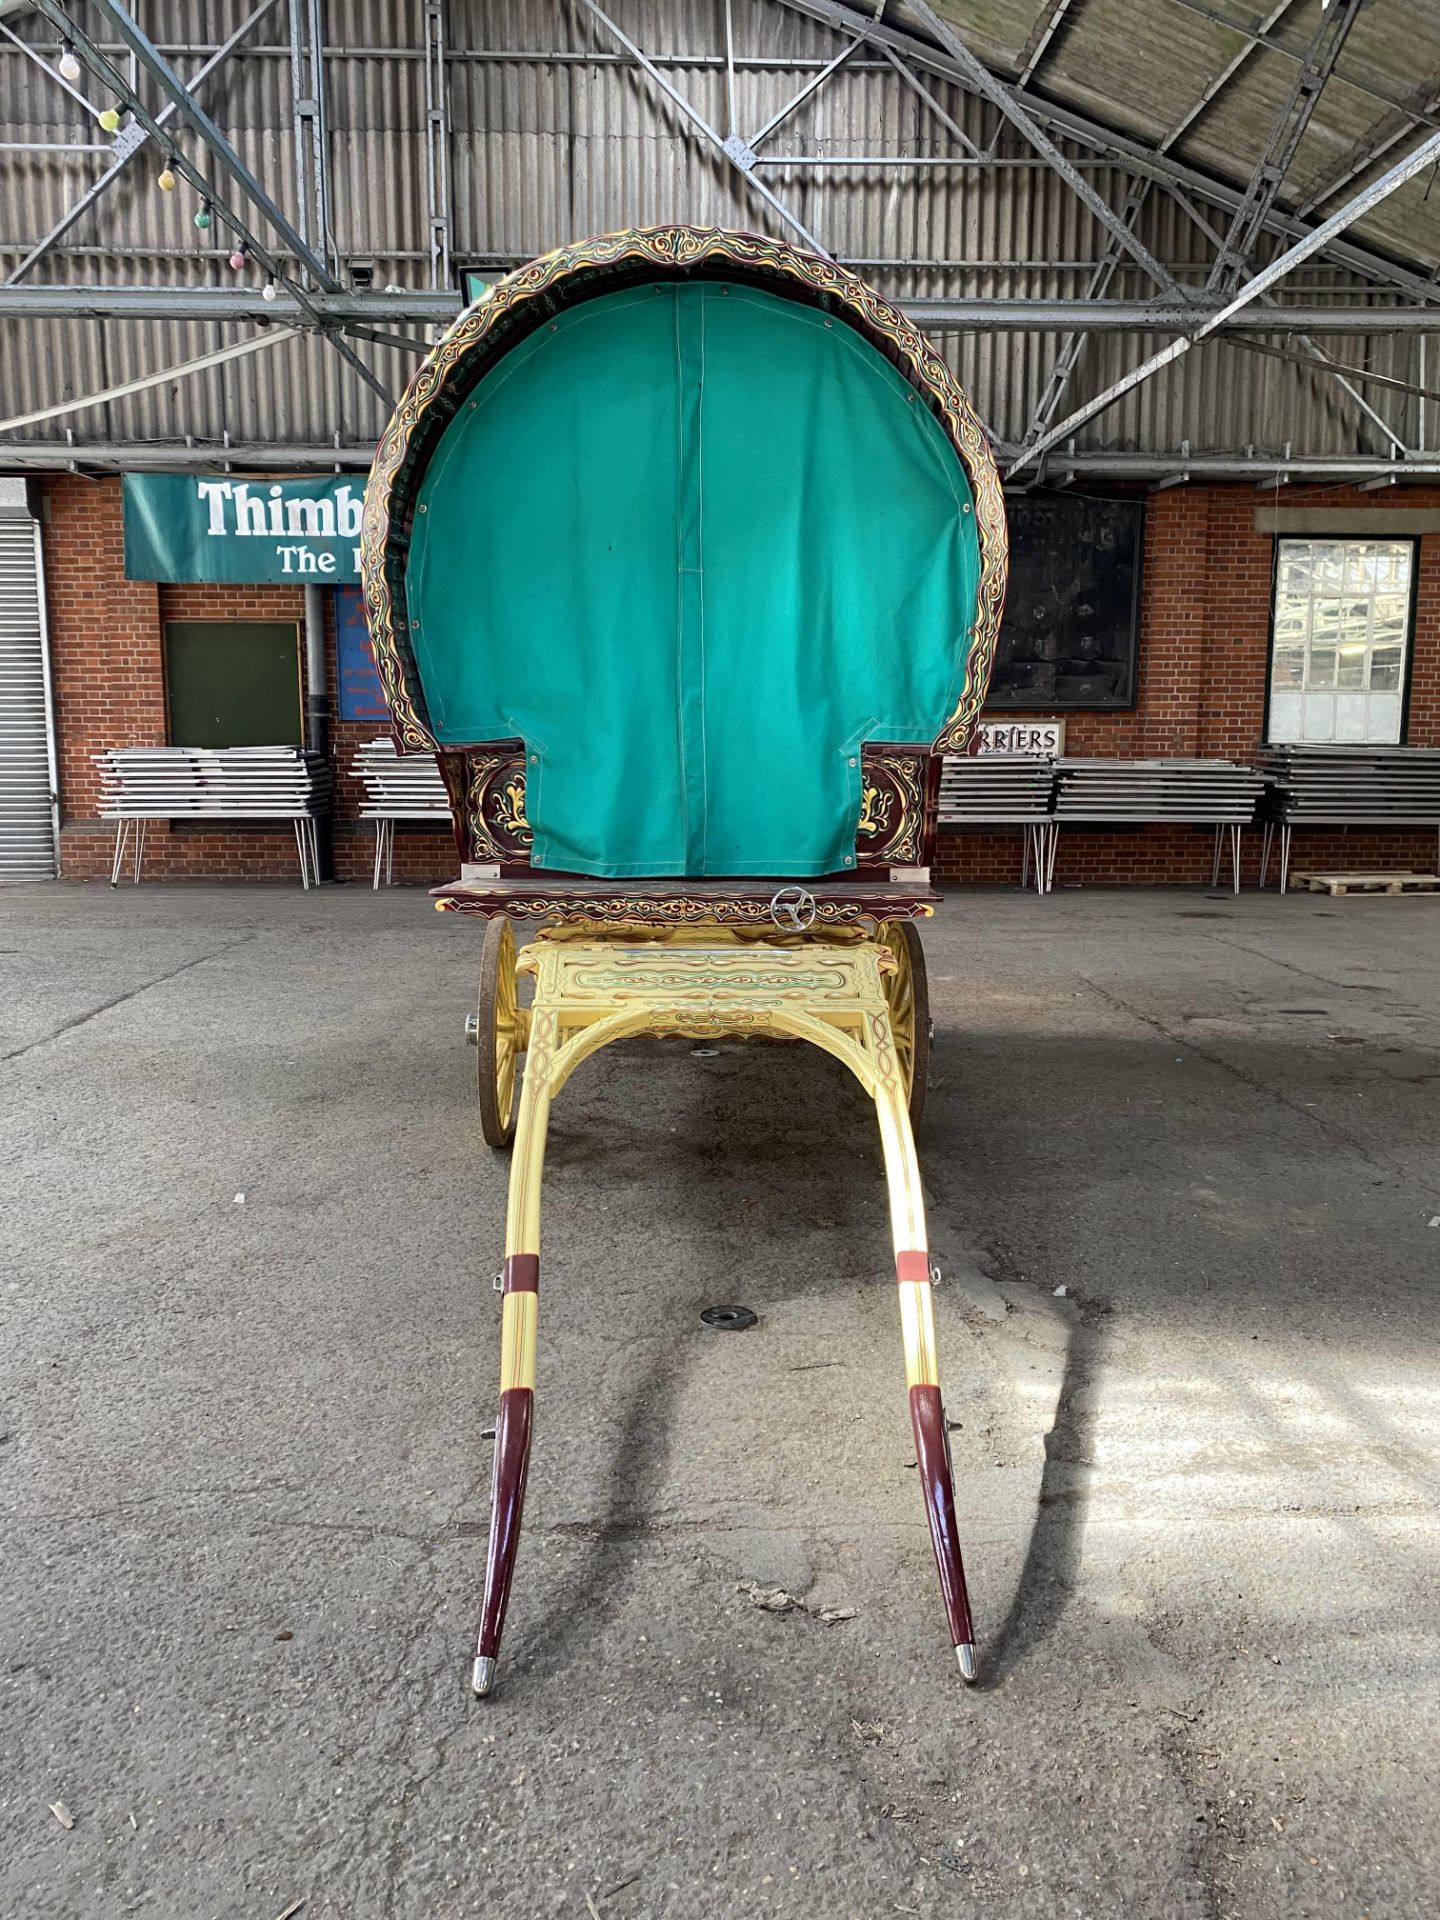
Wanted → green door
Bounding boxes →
[164,620,303,748]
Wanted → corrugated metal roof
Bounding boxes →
[0,0,1436,467]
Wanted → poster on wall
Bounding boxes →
[335,586,391,724]
[987,495,1144,710]
[123,473,365,583]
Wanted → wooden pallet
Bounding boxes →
[1289,870,1440,897]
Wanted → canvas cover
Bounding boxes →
[402,281,980,877]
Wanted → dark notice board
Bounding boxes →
[987,495,1145,710]
[164,620,303,748]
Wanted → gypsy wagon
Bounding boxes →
[360,225,1008,1696]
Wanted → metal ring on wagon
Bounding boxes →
[768,885,817,932]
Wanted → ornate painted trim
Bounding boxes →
[431,880,937,927]
[360,224,1007,757]
[856,745,933,867]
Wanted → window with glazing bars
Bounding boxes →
[1268,539,1412,745]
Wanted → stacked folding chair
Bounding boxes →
[937,753,1057,894]
[1051,759,1265,893]
[349,736,453,887]
[95,746,331,887]
[1255,744,1440,891]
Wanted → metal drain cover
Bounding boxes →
[700,1304,757,1332]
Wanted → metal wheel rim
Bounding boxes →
[492,921,519,1131]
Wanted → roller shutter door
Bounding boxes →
[0,510,59,882]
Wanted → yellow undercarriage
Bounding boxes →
[493,924,938,1397]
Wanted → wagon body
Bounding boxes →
[360,227,1007,1696]
[362,225,1005,894]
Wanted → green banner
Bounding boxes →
[123,473,368,583]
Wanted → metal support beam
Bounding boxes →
[288,0,339,280]
[422,0,453,290]
[902,0,1188,302]
[723,0,737,134]
[7,286,1440,334]
[339,321,434,354]
[1208,0,1362,292]
[0,18,104,120]
[1010,123,1440,475]
[9,441,1440,481]
[5,0,280,284]
[0,328,298,434]
[879,47,979,159]
[1017,177,1151,454]
[1231,334,1440,408]
[747,35,858,150]
[576,0,830,256]
[0,286,462,322]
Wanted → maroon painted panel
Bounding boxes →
[476,1385,534,1661]
[502,1253,540,1294]
[909,1382,975,1650]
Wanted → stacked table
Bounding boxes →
[937,753,1057,894]
[349,736,453,887]
[1255,744,1440,891]
[95,746,331,887]
[1051,759,1266,893]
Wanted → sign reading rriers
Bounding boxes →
[974,719,1065,755]
[123,473,367,582]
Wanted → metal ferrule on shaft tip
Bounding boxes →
[956,1642,977,1683]
[472,1655,496,1697]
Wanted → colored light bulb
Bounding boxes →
[262,279,278,302]
[158,167,176,192]
[229,248,246,270]
[58,45,81,82]
[194,206,212,230]
[99,107,121,134]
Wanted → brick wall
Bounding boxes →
[936,481,1440,885]
[42,475,457,885]
[37,473,1440,888]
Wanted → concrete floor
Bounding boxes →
[1,881,1437,1920]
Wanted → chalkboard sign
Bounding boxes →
[987,495,1144,710]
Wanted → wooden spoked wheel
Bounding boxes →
[878,920,931,1132]
[477,915,522,1149]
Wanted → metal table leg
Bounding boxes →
[110,819,129,888]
